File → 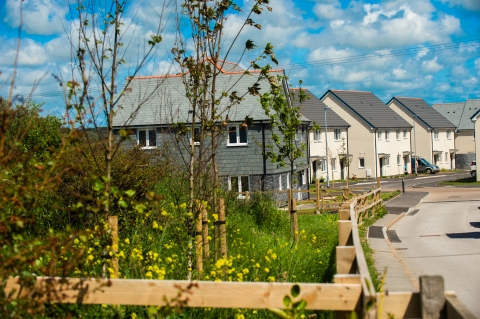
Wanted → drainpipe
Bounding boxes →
[431,128,434,165]
[262,123,266,191]
[346,128,350,180]
[374,129,378,178]
[414,116,418,176]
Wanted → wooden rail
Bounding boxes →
[4,187,476,318]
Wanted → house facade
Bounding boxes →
[433,100,480,169]
[321,90,412,178]
[293,89,350,182]
[112,61,311,200]
[388,97,456,170]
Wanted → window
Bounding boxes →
[229,176,249,195]
[434,129,439,140]
[334,129,341,141]
[188,127,200,145]
[279,175,282,190]
[295,129,303,142]
[385,130,390,141]
[378,130,382,140]
[445,152,448,162]
[138,129,157,148]
[447,129,451,139]
[403,130,407,138]
[359,158,365,168]
[300,170,306,185]
[314,129,321,142]
[396,130,400,140]
[331,158,336,171]
[286,173,290,189]
[321,159,327,172]
[385,156,390,166]
[228,125,248,145]
[397,155,401,165]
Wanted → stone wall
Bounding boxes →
[455,153,475,170]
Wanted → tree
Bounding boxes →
[338,137,351,186]
[260,78,308,191]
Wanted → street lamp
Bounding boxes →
[413,115,418,176]
[324,106,330,188]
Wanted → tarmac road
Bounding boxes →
[385,189,480,316]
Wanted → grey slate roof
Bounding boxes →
[390,97,456,129]
[290,89,350,128]
[322,90,412,129]
[434,100,480,130]
[113,67,300,127]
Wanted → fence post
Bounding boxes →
[195,213,203,278]
[291,195,299,244]
[321,186,324,211]
[420,275,445,319]
[315,179,320,214]
[201,202,209,259]
[108,216,119,279]
[218,198,227,260]
[376,177,381,189]
[245,191,250,201]
[342,187,349,202]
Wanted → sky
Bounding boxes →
[0,0,479,117]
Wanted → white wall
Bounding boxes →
[309,128,348,181]
[376,128,412,176]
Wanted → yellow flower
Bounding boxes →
[73,238,79,245]
[87,255,94,261]
[268,276,275,282]
[124,238,130,244]
[132,313,137,319]
[146,271,153,279]
[180,203,187,209]
[271,253,277,260]
[153,221,159,229]
[255,263,260,268]
[264,268,270,273]
[242,268,249,274]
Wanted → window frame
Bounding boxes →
[227,124,248,146]
[385,156,390,166]
[403,129,407,139]
[385,129,390,141]
[396,130,400,140]
[359,157,365,168]
[378,130,382,140]
[313,129,321,142]
[228,175,250,198]
[397,154,401,165]
[446,129,451,139]
[331,158,337,171]
[334,128,341,141]
[434,129,439,140]
[188,127,201,146]
[137,128,157,149]
[321,159,327,172]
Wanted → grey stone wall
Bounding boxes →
[456,153,476,169]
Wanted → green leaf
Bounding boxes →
[283,295,291,308]
[293,299,307,311]
[125,189,136,197]
[118,200,128,208]
[291,284,300,298]
[268,308,289,319]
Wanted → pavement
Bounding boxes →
[367,179,480,293]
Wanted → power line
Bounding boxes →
[4,39,479,100]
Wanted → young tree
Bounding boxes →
[338,137,351,186]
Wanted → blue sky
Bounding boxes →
[1,0,479,116]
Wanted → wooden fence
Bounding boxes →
[5,187,476,318]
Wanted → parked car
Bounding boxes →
[411,157,440,174]
[470,161,476,178]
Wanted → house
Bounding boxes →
[433,100,480,169]
[320,90,412,178]
[388,97,457,170]
[470,109,480,181]
[291,88,350,182]
[112,60,311,200]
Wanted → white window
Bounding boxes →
[138,129,157,148]
[397,155,401,165]
[334,129,341,141]
[385,156,390,166]
[378,130,382,140]
[385,130,390,141]
[434,129,439,140]
[229,176,249,194]
[188,127,200,145]
[331,158,336,171]
[295,129,303,142]
[321,159,327,172]
[447,129,451,139]
[314,129,321,142]
[396,130,400,140]
[359,158,365,168]
[445,152,448,162]
[228,125,248,145]
[403,130,407,138]
[286,173,290,189]
[279,175,282,190]
[301,170,306,185]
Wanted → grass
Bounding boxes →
[46,193,338,318]
[439,176,480,186]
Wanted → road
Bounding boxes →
[390,189,480,317]
[349,172,470,191]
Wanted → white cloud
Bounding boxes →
[462,77,478,86]
[308,46,354,61]
[422,57,443,72]
[314,2,343,20]
[440,0,480,11]
[4,0,68,35]
[436,83,451,92]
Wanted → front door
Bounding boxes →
[313,160,317,180]
[340,159,345,180]
[403,155,409,173]
[379,158,384,177]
